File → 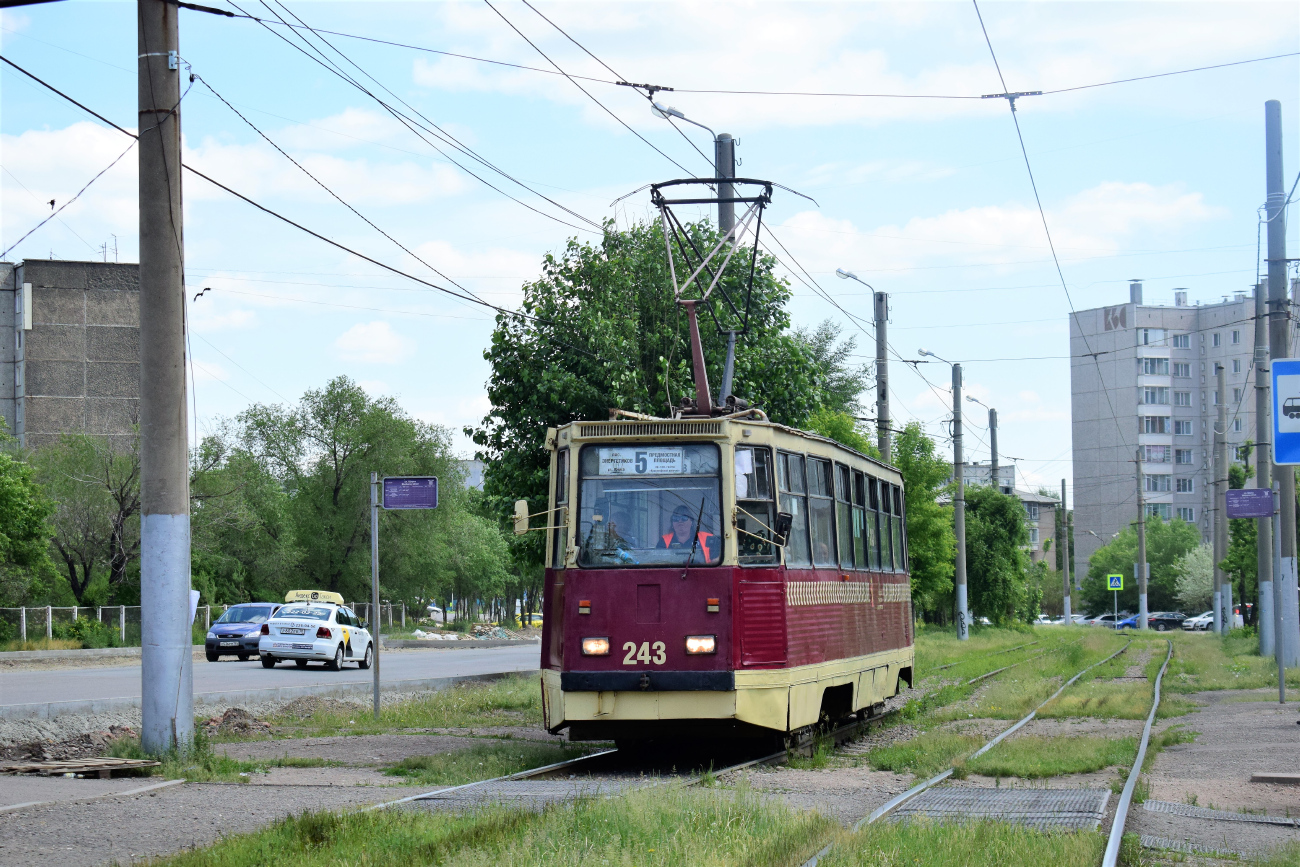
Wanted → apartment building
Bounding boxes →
[1070,280,1271,581]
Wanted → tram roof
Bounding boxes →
[551,415,902,481]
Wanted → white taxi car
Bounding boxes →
[258,590,373,671]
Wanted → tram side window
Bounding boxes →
[892,485,906,572]
[552,448,569,568]
[777,452,811,567]
[834,464,854,568]
[879,480,895,570]
[867,478,881,570]
[851,470,867,568]
[735,446,778,565]
[807,458,836,567]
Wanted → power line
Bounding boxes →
[1039,51,1300,96]
[481,0,696,177]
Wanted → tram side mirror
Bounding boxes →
[513,500,529,536]
[773,512,793,547]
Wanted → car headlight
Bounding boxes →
[206,632,216,640]
[685,635,716,655]
[581,637,610,656]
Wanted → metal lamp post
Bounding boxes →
[837,268,891,463]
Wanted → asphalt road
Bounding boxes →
[1,645,540,707]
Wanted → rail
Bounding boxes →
[1102,639,1173,867]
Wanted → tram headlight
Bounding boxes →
[685,635,716,655]
[581,637,610,656]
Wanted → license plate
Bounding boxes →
[219,641,239,647]
[292,643,313,650]
[280,628,306,635]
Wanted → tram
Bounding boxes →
[517,178,914,747]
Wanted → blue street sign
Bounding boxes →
[1226,488,1275,519]
[1107,574,1124,591]
[383,476,438,510]
[1272,359,1300,465]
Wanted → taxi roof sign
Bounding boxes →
[285,589,345,605]
[1107,574,1124,591]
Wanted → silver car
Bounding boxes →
[259,602,373,670]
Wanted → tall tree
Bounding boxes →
[1174,543,1214,613]
[0,425,53,606]
[1082,516,1200,613]
[239,377,463,602]
[471,218,869,569]
[964,485,1036,624]
[892,422,955,618]
[1222,463,1257,618]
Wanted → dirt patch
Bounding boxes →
[217,732,489,766]
[200,707,271,738]
[0,724,136,762]
[275,696,366,720]
[246,766,400,787]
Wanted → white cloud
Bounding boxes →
[357,379,392,395]
[332,320,415,364]
[192,360,229,384]
[190,305,256,333]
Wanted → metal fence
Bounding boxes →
[0,601,411,647]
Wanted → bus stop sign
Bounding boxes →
[383,476,438,510]
[1226,488,1275,519]
[1272,359,1300,465]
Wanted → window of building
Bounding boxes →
[1173,334,1190,349]
[1213,333,1221,347]
[1142,386,1170,405]
[1175,448,1193,464]
[1212,392,1219,405]
[1176,477,1194,493]
[1144,473,1172,493]
[1173,362,1191,377]
[1232,330,1240,344]
[1173,391,1191,407]
[1028,527,1039,546]
[1233,387,1242,402]
[1141,358,1170,376]
[1142,416,1170,434]
[1233,359,1242,374]
[1146,503,1172,520]
[1140,328,1166,346]
[1174,420,1193,436]
[1145,445,1171,463]
[1234,418,1243,433]
[1026,502,1040,520]
[1177,506,1195,522]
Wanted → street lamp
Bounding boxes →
[651,102,740,404]
[916,347,969,640]
[836,268,889,461]
[965,395,1001,494]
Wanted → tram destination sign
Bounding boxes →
[382,476,438,510]
[1225,488,1274,519]
[599,446,685,476]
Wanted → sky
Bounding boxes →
[1,0,1298,507]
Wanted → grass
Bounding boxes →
[864,731,983,778]
[914,624,1065,676]
[1162,630,1300,693]
[963,735,1137,779]
[382,741,587,787]
[266,673,543,737]
[136,782,835,867]
[787,741,838,770]
[2,637,84,651]
[816,818,1106,867]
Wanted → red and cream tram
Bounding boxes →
[531,413,914,747]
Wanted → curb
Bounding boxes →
[380,638,538,649]
[1,647,148,661]
[0,669,540,721]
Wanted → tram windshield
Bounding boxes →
[577,443,722,567]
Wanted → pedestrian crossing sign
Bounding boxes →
[1107,574,1124,591]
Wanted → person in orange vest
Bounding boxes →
[659,505,713,562]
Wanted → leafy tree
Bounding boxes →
[805,409,877,457]
[471,218,869,569]
[0,423,54,605]
[964,485,1036,624]
[1082,516,1200,613]
[31,432,139,604]
[1222,463,1257,617]
[893,422,954,618]
[1174,543,1214,613]
[238,376,463,603]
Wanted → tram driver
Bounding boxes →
[657,504,714,561]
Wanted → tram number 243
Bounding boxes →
[623,641,666,665]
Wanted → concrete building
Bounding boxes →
[1018,489,1058,565]
[1069,280,1274,581]
[1,260,140,449]
[953,461,1016,494]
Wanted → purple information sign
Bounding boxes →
[1225,488,1274,519]
[383,476,438,510]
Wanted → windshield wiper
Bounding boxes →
[681,499,708,578]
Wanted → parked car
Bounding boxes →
[1116,612,1186,632]
[1087,613,1130,628]
[205,602,281,662]
[1183,611,1215,631]
[1035,614,1053,624]
[259,590,373,670]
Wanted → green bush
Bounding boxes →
[53,616,120,649]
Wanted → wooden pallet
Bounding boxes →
[0,757,161,778]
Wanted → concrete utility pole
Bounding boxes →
[953,363,969,640]
[1061,478,1071,623]
[1214,363,1227,635]
[716,133,739,405]
[989,408,999,491]
[138,0,192,753]
[1135,448,1148,629]
[874,292,890,462]
[1256,281,1275,655]
[370,473,381,720]
[1266,101,1300,666]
